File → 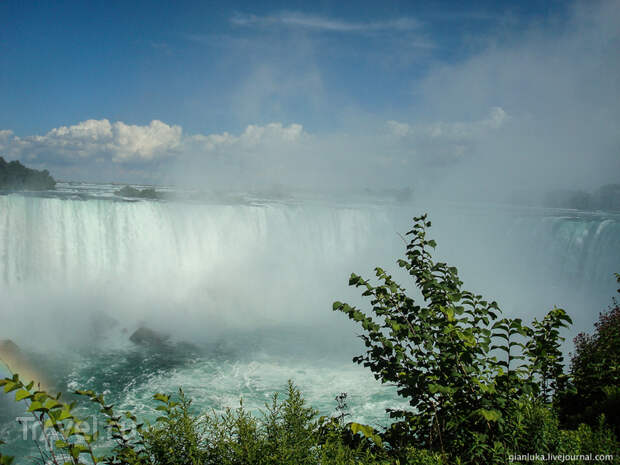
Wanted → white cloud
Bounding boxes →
[388,107,507,139]
[1,120,306,168]
[383,107,509,166]
[385,121,410,137]
[112,120,182,161]
[1,119,183,163]
[0,129,14,140]
[240,122,303,144]
[188,122,304,152]
[47,119,114,141]
[230,12,420,33]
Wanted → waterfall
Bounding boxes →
[0,194,406,346]
[1,193,618,346]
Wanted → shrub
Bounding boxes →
[0,378,401,465]
[142,390,205,465]
[559,274,620,434]
[333,214,573,463]
[560,417,619,461]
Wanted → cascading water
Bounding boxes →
[1,186,619,458]
[0,193,407,342]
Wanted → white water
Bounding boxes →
[0,193,406,345]
[1,191,619,341]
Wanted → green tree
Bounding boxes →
[333,214,572,464]
[0,157,56,190]
[559,274,620,434]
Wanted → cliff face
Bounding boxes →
[0,157,56,190]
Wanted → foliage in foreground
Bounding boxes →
[332,215,618,463]
[1,214,618,464]
[1,375,615,465]
[558,274,620,435]
[0,377,440,465]
[333,215,577,462]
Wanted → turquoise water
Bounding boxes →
[0,332,405,459]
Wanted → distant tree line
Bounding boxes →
[0,157,56,191]
[544,184,620,211]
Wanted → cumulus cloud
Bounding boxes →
[112,120,183,161]
[0,119,183,163]
[187,122,305,152]
[0,120,309,183]
[1,120,305,160]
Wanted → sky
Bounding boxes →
[0,0,618,197]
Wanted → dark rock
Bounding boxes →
[114,185,163,199]
[129,327,169,347]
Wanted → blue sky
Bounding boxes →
[1,0,564,134]
[0,0,618,195]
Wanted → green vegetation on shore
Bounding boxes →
[543,184,620,211]
[1,215,618,464]
[0,157,56,191]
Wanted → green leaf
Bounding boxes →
[442,306,455,322]
[14,389,31,401]
[3,382,19,394]
[153,393,169,403]
[28,401,45,412]
[0,456,15,465]
[55,440,68,449]
[349,422,383,447]
[476,409,502,422]
[43,398,60,410]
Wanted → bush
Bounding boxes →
[560,417,619,461]
[333,214,573,464]
[508,403,618,464]
[558,274,620,434]
[142,390,205,465]
[0,378,402,465]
